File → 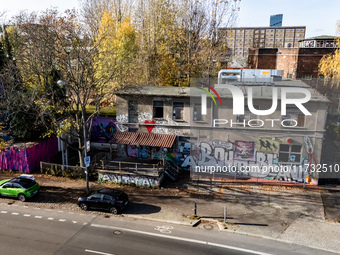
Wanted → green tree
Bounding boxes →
[0,9,116,168]
[95,10,138,96]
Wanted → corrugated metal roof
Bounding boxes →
[112,132,176,148]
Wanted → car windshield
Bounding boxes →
[11,178,36,189]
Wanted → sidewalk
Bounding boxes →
[1,172,340,254]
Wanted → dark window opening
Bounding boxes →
[173,102,184,120]
[153,101,164,119]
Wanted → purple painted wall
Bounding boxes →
[0,137,58,173]
[90,117,116,143]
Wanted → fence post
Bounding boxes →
[135,163,138,172]
[40,162,43,174]
[194,201,197,216]
[101,160,104,169]
[224,205,227,223]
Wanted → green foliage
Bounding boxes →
[319,23,340,87]
[86,105,116,116]
[95,11,138,94]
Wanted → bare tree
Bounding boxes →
[1,9,117,168]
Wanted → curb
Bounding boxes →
[203,217,340,255]
[192,219,201,227]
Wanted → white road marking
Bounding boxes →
[34,216,43,218]
[48,218,54,220]
[72,221,78,224]
[58,211,64,213]
[1,211,7,213]
[69,212,75,214]
[45,209,52,211]
[59,219,66,222]
[23,214,31,217]
[91,224,273,255]
[34,208,41,210]
[11,212,19,215]
[85,249,115,255]
[12,204,18,207]
[155,226,173,234]
[23,206,28,208]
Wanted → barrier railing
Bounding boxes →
[40,162,86,178]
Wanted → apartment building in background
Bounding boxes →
[219,26,306,57]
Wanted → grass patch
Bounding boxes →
[86,105,116,116]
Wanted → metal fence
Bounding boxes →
[40,162,86,178]
[97,160,163,177]
[40,152,112,178]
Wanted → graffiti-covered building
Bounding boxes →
[114,75,329,184]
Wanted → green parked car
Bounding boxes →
[0,177,40,202]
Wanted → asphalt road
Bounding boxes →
[0,202,337,255]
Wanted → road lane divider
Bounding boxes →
[90,224,273,255]
[85,249,115,255]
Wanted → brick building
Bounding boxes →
[247,36,338,79]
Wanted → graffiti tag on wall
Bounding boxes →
[191,140,308,181]
[98,172,159,187]
[118,111,181,135]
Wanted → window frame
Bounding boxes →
[236,105,261,126]
[193,103,204,122]
[278,144,302,163]
[281,108,305,128]
[128,100,138,123]
[153,101,164,119]
[173,102,184,121]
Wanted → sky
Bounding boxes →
[237,0,340,38]
[0,0,339,38]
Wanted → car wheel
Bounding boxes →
[80,203,88,211]
[109,207,118,215]
[18,194,26,202]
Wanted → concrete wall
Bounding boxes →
[116,90,328,182]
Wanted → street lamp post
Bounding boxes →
[57,80,90,194]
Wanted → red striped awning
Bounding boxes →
[111,132,176,148]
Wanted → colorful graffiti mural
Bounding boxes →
[0,137,58,173]
[126,144,164,160]
[166,152,190,171]
[91,117,116,143]
[191,140,309,181]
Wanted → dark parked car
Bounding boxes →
[78,188,129,214]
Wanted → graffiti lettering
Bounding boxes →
[192,141,308,181]
[98,173,159,187]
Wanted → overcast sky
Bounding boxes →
[1,0,339,38]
